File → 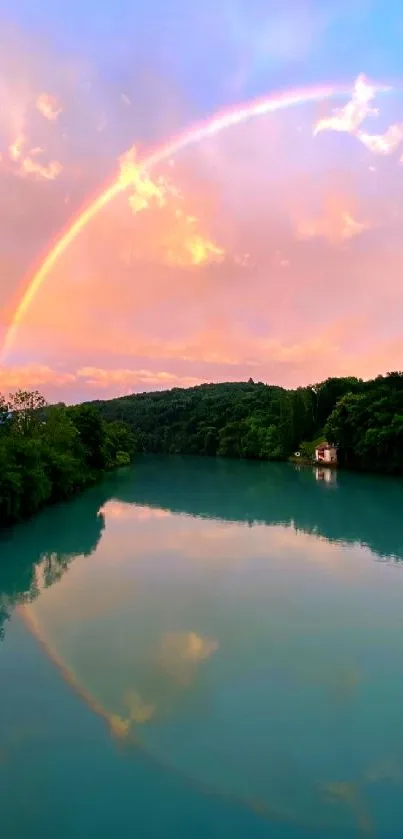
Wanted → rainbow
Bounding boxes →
[2,82,356,359]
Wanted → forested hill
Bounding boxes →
[1,372,403,530]
[91,373,403,474]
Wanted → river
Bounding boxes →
[1,456,403,837]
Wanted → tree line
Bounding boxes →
[0,390,136,527]
[93,372,403,473]
[2,371,403,528]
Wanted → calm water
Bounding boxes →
[1,457,403,838]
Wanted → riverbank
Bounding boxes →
[3,371,403,529]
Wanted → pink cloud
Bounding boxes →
[313,74,403,162]
[0,363,75,391]
[1,52,403,400]
[0,363,208,399]
[36,93,62,122]
[358,123,403,155]
[314,74,378,137]
[76,366,206,390]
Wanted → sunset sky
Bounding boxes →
[1,0,403,402]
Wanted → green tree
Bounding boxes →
[0,390,136,528]
[39,406,84,499]
[0,440,22,522]
[69,404,107,471]
[325,382,403,474]
[202,427,219,456]
[9,389,47,436]
[218,421,243,458]
[103,420,136,467]
[0,394,10,425]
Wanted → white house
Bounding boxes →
[314,441,337,465]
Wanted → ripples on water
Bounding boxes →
[1,456,403,837]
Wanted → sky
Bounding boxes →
[1,0,403,401]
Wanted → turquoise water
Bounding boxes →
[1,456,403,837]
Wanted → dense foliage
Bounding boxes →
[93,373,403,474]
[91,377,359,460]
[325,372,403,473]
[2,372,403,530]
[0,390,136,527]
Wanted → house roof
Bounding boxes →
[315,441,335,450]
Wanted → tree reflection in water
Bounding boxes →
[2,456,403,639]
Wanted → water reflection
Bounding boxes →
[2,456,403,624]
[1,454,403,642]
[2,457,403,832]
[114,456,403,560]
[314,466,337,486]
[0,486,105,638]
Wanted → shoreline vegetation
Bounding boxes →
[0,391,136,528]
[1,371,403,528]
